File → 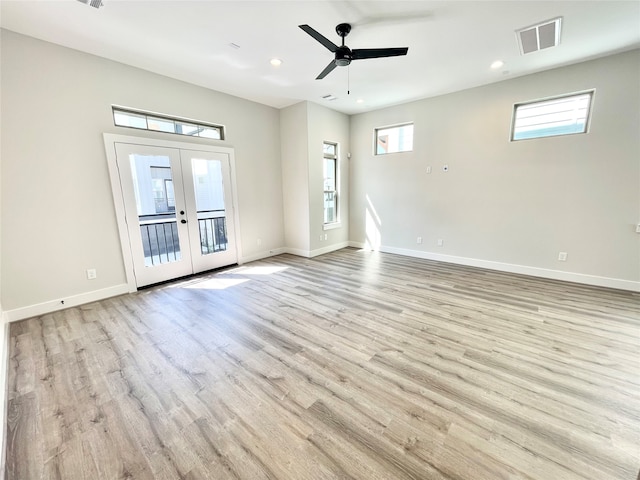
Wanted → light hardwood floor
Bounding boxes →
[5,248,640,479]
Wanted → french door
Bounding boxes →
[110,140,237,288]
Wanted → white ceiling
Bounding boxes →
[1,0,639,114]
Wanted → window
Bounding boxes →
[375,123,414,155]
[113,106,225,140]
[323,142,339,226]
[511,91,594,141]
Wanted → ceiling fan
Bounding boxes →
[299,23,409,80]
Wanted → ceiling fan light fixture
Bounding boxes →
[490,60,504,69]
[337,50,351,65]
[270,58,283,67]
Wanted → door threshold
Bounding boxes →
[137,263,239,291]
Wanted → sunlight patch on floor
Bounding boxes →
[184,277,250,290]
[225,265,289,275]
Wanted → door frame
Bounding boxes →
[103,133,243,292]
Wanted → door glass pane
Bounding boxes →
[129,154,182,266]
[192,158,227,255]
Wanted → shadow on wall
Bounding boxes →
[365,194,382,250]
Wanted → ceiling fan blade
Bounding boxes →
[299,25,338,52]
[316,61,338,80]
[352,47,409,60]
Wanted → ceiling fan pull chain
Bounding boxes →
[348,66,350,95]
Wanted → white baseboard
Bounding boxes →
[284,241,350,259]
[283,247,311,258]
[240,247,286,264]
[308,241,351,258]
[4,284,130,323]
[348,242,640,292]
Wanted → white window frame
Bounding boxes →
[374,122,414,155]
[510,90,595,141]
[323,141,340,229]
[112,105,226,140]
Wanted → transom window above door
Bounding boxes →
[112,106,225,140]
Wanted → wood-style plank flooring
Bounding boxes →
[5,248,640,479]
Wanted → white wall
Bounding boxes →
[280,102,310,253]
[0,66,5,474]
[0,138,5,470]
[306,102,350,254]
[350,50,640,290]
[1,30,285,313]
[280,101,350,257]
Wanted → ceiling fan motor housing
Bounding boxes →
[335,46,352,66]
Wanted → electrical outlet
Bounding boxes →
[86,269,97,280]
[437,239,444,247]
[558,252,568,261]
[636,224,640,233]
[320,234,324,241]
[417,236,423,244]
[426,166,432,174]
[324,234,328,241]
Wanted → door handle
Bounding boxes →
[181,219,187,224]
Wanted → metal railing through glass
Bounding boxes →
[139,211,228,266]
[198,210,227,255]
[139,214,181,266]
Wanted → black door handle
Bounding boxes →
[180,210,185,215]
[181,219,187,224]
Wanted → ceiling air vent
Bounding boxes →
[77,0,104,9]
[516,17,562,55]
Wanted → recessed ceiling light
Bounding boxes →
[491,60,504,70]
[356,98,364,104]
[270,58,282,67]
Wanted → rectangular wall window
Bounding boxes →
[375,123,414,155]
[511,91,594,141]
[113,106,225,140]
[323,142,339,226]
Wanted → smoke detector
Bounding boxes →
[516,17,562,55]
